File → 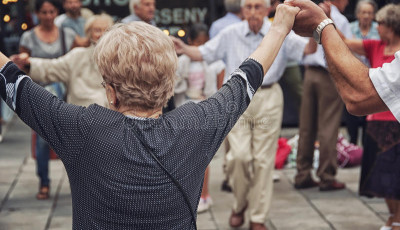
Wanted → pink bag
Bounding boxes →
[336,135,363,168]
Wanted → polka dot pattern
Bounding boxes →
[0,60,263,229]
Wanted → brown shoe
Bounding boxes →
[36,186,50,200]
[229,206,247,228]
[250,222,268,230]
[319,180,346,191]
[294,179,319,189]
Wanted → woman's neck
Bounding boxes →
[118,107,163,119]
[359,22,371,36]
[38,24,56,32]
[385,35,400,56]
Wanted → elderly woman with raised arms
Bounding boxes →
[0,3,298,229]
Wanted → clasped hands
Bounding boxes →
[10,53,30,71]
[276,0,331,37]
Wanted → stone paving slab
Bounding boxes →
[0,118,389,230]
[269,173,331,230]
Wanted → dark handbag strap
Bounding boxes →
[60,27,67,55]
[134,127,197,230]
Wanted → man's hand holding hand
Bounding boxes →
[284,0,329,37]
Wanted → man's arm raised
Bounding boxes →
[286,0,388,115]
[170,36,204,61]
[321,25,387,115]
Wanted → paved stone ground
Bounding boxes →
[0,118,388,230]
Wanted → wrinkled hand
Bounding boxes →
[169,36,186,55]
[284,0,329,37]
[10,53,30,70]
[272,3,301,35]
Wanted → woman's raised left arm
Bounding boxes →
[0,52,91,163]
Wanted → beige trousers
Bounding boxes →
[226,83,283,223]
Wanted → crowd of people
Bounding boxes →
[1,0,400,229]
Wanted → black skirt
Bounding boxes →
[359,120,400,200]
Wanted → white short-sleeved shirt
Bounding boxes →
[369,51,400,122]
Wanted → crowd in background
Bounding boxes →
[1,0,400,229]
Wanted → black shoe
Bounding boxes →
[221,179,232,193]
[294,179,319,189]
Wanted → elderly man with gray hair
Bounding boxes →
[209,0,243,38]
[172,0,316,229]
[121,0,156,25]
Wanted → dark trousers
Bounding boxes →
[343,108,366,144]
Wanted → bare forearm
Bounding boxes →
[344,38,366,56]
[321,25,388,115]
[250,26,288,76]
[182,45,203,61]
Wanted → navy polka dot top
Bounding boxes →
[0,59,263,229]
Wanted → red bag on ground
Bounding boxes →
[31,131,58,160]
[275,138,292,169]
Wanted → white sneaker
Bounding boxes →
[380,226,392,230]
[197,196,213,213]
[273,174,280,182]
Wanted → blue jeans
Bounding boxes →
[36,134,50,187]
[35,82,65,187]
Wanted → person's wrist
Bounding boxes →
[180,42,189,55]
[313,18,335,44]
[270,24,290,37]
[313,16,329,31]
[320,24,336,45]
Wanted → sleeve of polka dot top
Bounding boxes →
[0,62,91,164]
[192,58,263,160]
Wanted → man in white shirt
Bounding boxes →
[121,0,156,25]
[287,0,400,122]
[294,0,351,192]
[172,0,315,229]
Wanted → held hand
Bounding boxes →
[10,53,30,70]
[75,36,91,47]
[319,1,331,18]
[272,3,300,35]
[169,36,186,55]
[284,0,328,37]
